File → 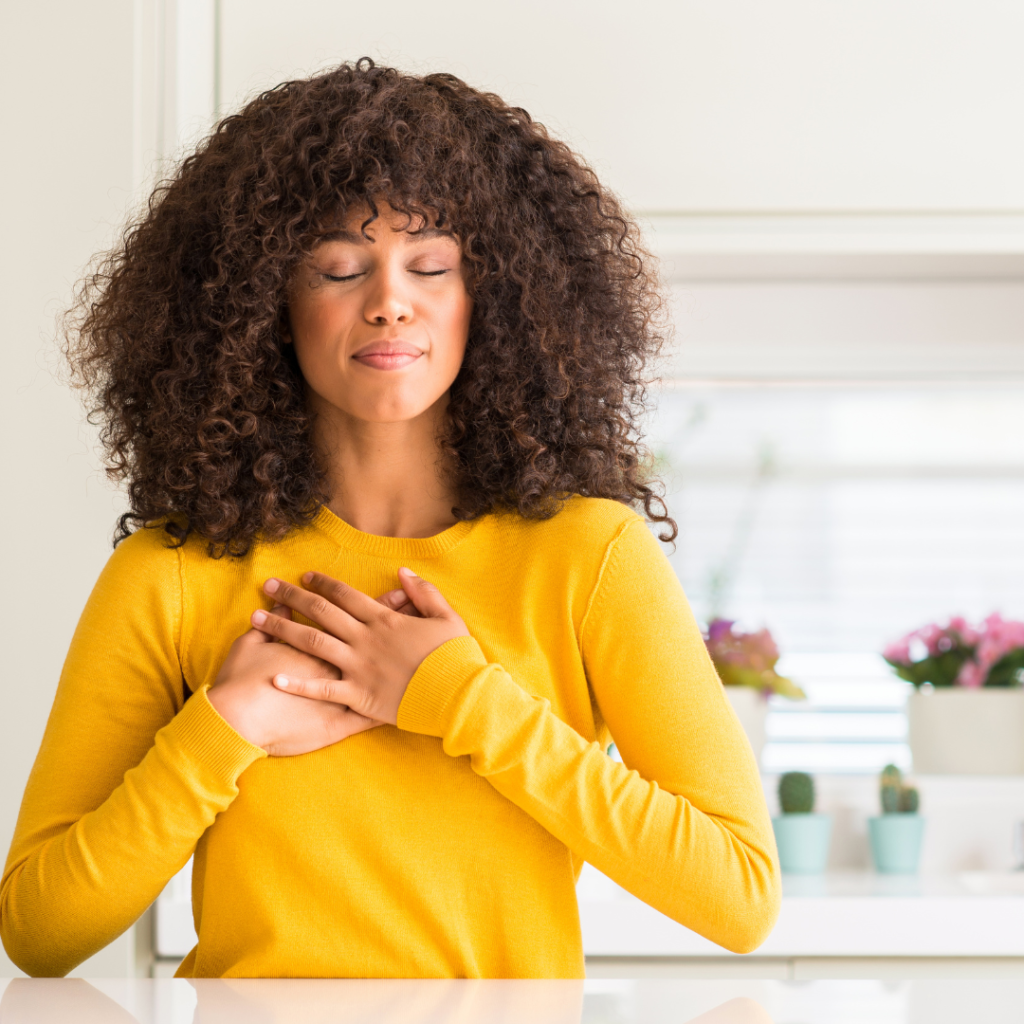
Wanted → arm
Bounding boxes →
[396,520,780,953]
[0,530,264,977]
[257,524,781,953]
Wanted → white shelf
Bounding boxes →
[641,213,1024,279]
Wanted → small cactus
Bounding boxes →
[879,763,920,814]
[778,771,815,814]
[881,784,901,814]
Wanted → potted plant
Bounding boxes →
[771,772,832,874]
[705,619,805,762]
[868,764,924,874]
[884,614,1024,774]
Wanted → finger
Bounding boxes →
[273,673,368,713]
[325,705,382,738]
[238,604,292,645]
[376,588,422,617]
[263,577,360,641]
[251,608,352,670]
[397,567,454,619]
[301,572,383,623]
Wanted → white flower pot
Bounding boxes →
[907,688,1024,775]
[724,686,768,764]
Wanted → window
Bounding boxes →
[649,278,1024,772]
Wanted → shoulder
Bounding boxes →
[101,524,182,583]
[549,498,677,594]
[96,523,234,605]
[70,525,189,660]
[551,496,663,565]
[551,495,645,541]
[81,525,189,621]
[486,496,654,575]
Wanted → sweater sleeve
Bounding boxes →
[397,518,781,954]
[1,530,265,977]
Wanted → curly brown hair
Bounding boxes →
[66,58,676,556]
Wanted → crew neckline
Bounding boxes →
[310,504,480,559]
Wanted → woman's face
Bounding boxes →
[286,203,472,427]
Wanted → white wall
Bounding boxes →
[0,1,137,978]
[219,0,1024,214]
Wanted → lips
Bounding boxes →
[352,341,422,371]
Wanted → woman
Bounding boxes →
[1,60,779,978]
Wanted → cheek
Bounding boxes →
[289,296,353,379]
[292,298,342,349]
[437,296,473,368]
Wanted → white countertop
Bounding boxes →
[4,977,1024,1024]
[155,863,1024,961]
[578,864,1024,958]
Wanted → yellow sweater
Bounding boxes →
[1,498,780,978]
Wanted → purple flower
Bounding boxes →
[707,619,735,645]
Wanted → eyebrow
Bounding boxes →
[315,226,456,245]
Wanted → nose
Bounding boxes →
[362,265,414,326]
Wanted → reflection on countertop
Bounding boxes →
[4,977,1024,1024]
[0,979,771,1024]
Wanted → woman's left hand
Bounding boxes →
[251,569,469,725]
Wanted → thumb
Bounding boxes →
[397,568,452,619]
[240,603,292,644]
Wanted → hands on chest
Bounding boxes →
[207,569,469,756]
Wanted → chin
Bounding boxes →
[349,398,442,424]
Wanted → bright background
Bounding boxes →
[3,0,1024,975]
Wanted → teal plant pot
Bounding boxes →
[869,815,925,874]
[772,813,832,874]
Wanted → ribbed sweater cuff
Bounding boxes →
[397,635,490,737]
[160,684,267,782]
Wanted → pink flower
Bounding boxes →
[883,613,1024,687]
[918,623,946,656]
[976,614,1024,670]
[883,638,912,664]
[956,661,986,688]
[948,616,980,646]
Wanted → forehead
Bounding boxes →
[316,203,455,247]
[315,224,456,248]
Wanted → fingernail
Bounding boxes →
[264,578,280,594]
[302,571,314,584]
[275,674,290,689]
[401,567,419,577]
[252,610,268,625]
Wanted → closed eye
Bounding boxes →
[324,269,449,281]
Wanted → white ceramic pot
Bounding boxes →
[724,686,768,764]
[907,687,1024,774]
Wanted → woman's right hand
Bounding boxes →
[208,605,383,756]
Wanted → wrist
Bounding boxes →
[207,685,267,750]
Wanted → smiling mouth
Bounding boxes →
[353,351,421,370]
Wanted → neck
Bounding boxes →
[313,399,459,539]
